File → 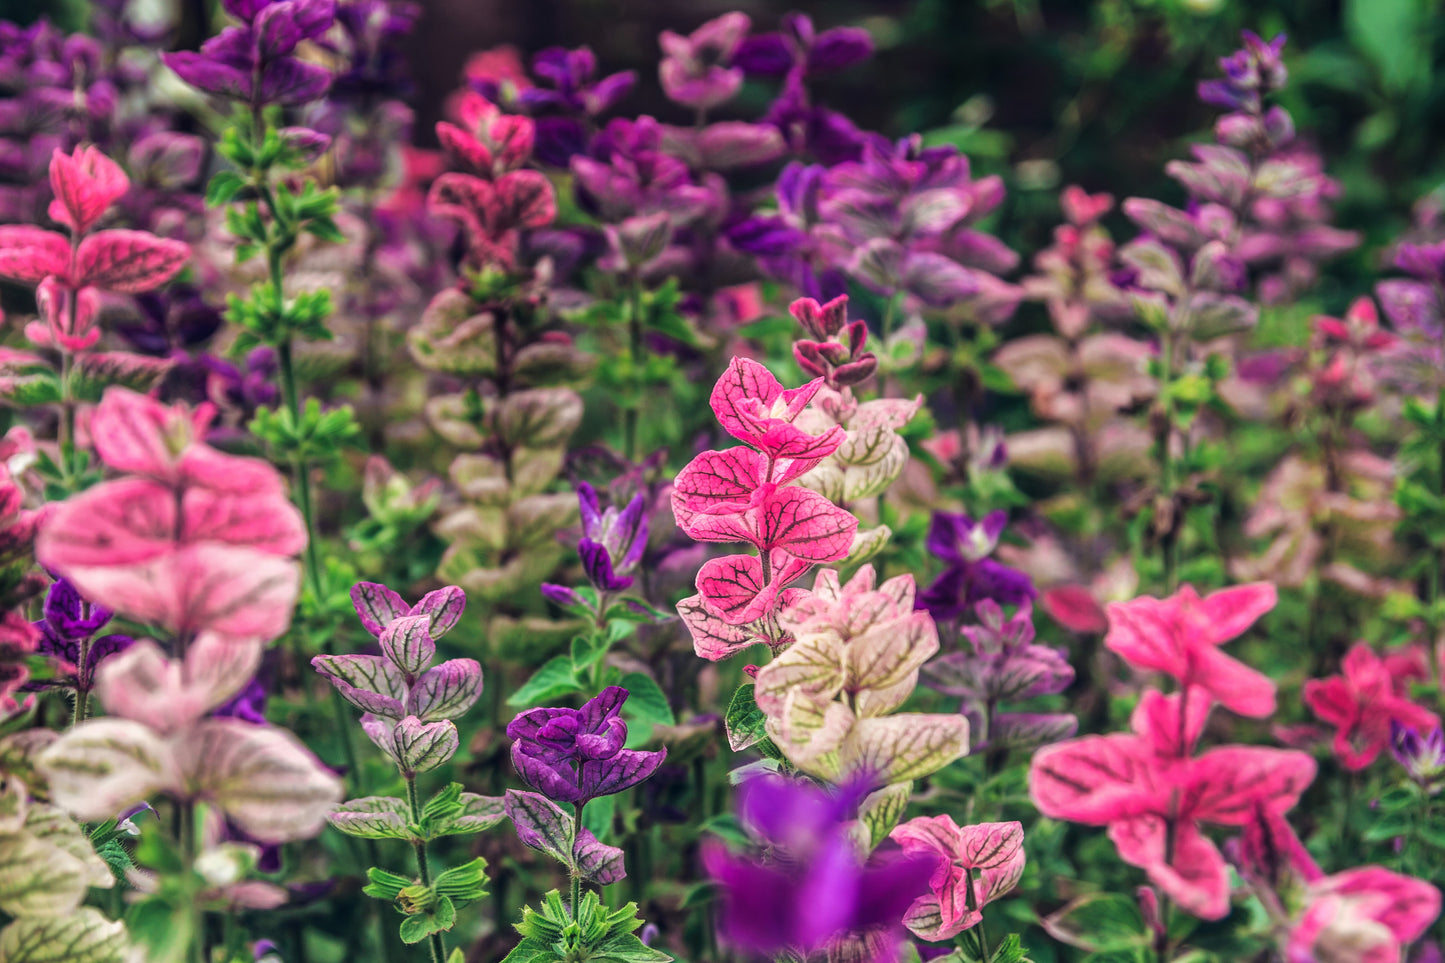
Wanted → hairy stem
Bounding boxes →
[406,774,445,963]
[570,803,583,917]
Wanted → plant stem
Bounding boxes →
[276,338,325,604]
[406,774,445,963]
[181,800,205,963]
[70,639,91,727]
[570,803,583,918]
[625,278,645,462]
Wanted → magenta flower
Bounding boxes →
[506,686,666,805]
[1286,867,1440,963]
[1031,690,1316,919]
[1304,643,1441,771]
[889,817,1025,941]
[703,774,934,962]
[1104,582,1278,718]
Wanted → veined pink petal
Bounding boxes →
[696,550,811,625]
[1183,745,1316,825]
[710,357,785,441]
[1030,734,1165,824]
[1109,816,1231,921]
[74,230,189,293]
[95,635,262,734]
[1190,645,1276,718]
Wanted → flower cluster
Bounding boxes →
[672,356,858,658]
[162,0,336,108]
[314,581,481,777]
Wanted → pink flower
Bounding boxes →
[709,357,845,463]
[1304,643,1441,770]
[889,817,1025,940]
[1030,690,1316,919]
[48,145,131,235]
[1287,867,1440,963]
[37,389,305,642]
[1105,583,1278,718]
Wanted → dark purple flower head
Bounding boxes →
[733,12,873,79]
[576,481,648,592]
[919,512,1036,623]
[1197,31,1287,114]
[704,774,933,961]
[162,0,336,106]
[325,0,419,102]
[26,576,133,694]
[507,686,667,804]
[1391,722,1445,787]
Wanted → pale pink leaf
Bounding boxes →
[390,716,459,775]
[95,636,262,735]
[696,550,810,625]
[179,719,344,843]
[676,593,764,661]
[350,581,409,636]
[754,486,857,562]
[413,585,466,638]
[36,719,179,823]
[311,654,407,718]
[406,658,483,721]
[378,614,435,676]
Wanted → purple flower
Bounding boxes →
[918,511,1037,622]
[26,576,133,693]
[1391,722,1445,788]
[733,12,874,79]
[576,481,648,592]
[658,13,751,112]
[162,0,336,106]
[507,686,667,805]
[702,774,934,961]
[1197,31,1288,113]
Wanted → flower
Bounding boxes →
[25,575,133,695]
[1197,32,1288,113]
[1104,583,1278,718]
[1390,723,1445,788]
[703,774,934,962]
[577,481,648,591]
[161,0,336,107]
[1304,643,1441,771]
[507,686,666,805]
[919,511,1037,623]
[1031,690,1316,919]
[658,13,751,111]
[1286,867,1440,963]
[889,817,1025,940]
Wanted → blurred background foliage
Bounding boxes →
[11,0,1445,305]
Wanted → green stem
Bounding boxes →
[406,775,445,963]
[276,339,325,603]
[625,278,645,462]
[181,800,205,963]
[1158,329,1181,594]
[570,804,583,918]
[70,638,91,727]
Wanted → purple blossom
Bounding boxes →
[919,511,1037,622]
[702,774,934,962]
[507,686,667,805]
[1197,32,1287,113]
[658,13,751,112]
[1391,722,1445,789]
[26,576,133,694]
[733,12,874,79]
[577,481,648,591]
[162,0,336,107]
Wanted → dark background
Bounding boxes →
[16,0,1445,289]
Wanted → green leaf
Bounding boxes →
[205,170,247,206]
[724,684,768,752]
[363,866,414,901]
[433,857,490,904]
[427,792,507,838]
[620,672,674,729]
[1362,811,1412,842]
[0,908,129,963]
[506,655,580,707]
[396,895,456,943]
[499,938,559,963]
[582,793,616,842]
[592,932,674,962]
[1345,0,1431,94]
[1041,892,1150,953]
[328,796,418,841]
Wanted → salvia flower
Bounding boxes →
[889,817,1025,941]
[1197,32,1288,113]
[1304,643,1441,771]
[703,774,933,962]
[313,581,479,777]
[507,686,666,805]
[161,0,336,107]
[577,481,648,591]
[658,12,751,112]
[919,511,1037,623]
[1286,866,1440,963]
[1390,723,1445,790]
[25,575,133,696]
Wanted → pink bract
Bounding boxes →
[1105,582,1278,718]
[1304,643,1441,771]
[709,357,846,461]
[48,145,131,235]
[890,816,1025,940]
[1287,866,1441,963]
[1030,690,1316,919]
